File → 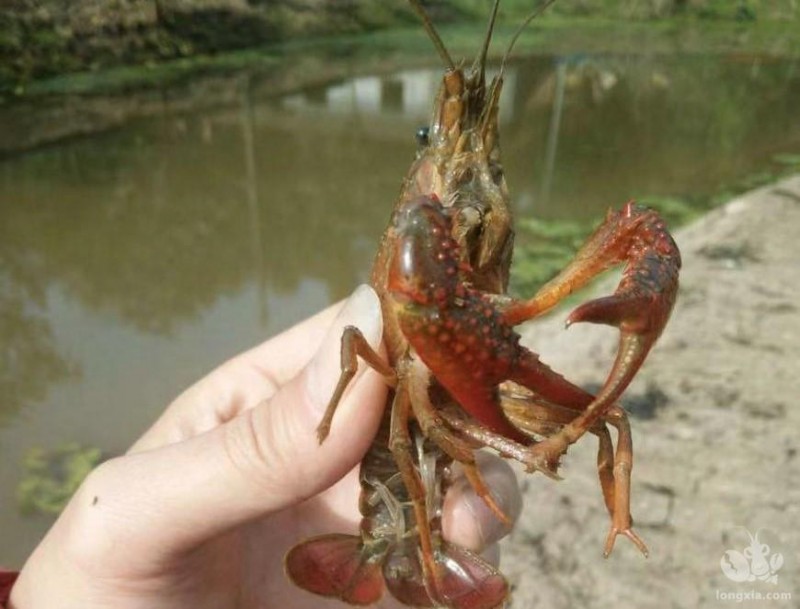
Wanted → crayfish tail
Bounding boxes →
[284,534,384,605]
[384,542,509,609]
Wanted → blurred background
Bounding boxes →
[0,0,798,591]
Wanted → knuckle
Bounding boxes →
[221,408,298,500]
[223,409,280,483]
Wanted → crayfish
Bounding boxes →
[285,1,681,607]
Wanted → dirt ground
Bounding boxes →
[502,176,800,608]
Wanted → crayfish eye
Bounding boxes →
[489,161,504,184]
[415,126,430,148]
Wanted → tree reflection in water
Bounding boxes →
[0,235,73,425]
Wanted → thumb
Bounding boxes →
[66,285,387,564]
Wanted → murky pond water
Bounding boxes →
[1,51,798,563]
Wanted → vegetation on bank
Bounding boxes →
[2,0,798,97]
[4,18,798,103]
[456,0,798,21]
[0,0,417,93]
[16,443,102,516]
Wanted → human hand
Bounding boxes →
[9,285,522,609]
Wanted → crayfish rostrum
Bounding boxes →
[285,1,681,607]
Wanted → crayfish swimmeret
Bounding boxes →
[285,1,681,607]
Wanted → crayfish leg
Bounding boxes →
[526,333,649,472]
[595,425,616,518]
[461,464,512,526]
[407,359,512,525]
[388,382,444,600]
[502,391,648,556]
[316,325,396,444]
[389,372,511,608]
[497,389,615,512]
[602,405,649,558]
[447,387,648,557]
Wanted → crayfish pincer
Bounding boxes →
[284,1,680,607]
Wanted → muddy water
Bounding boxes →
[0,52,798,563]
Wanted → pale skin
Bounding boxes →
[8,285,522,609]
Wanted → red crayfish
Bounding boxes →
[285,1,681,607]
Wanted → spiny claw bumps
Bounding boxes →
[567,202,681,341]
[567,203,681,401]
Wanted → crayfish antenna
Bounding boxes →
[408,0,455,70]
[498,0,560,78]
[472,0,502,83]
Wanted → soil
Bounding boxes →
[503,175,800,608]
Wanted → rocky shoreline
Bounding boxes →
[505,176,800,607]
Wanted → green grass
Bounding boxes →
[17,443,103,516]
[453,0,797,21]
[20,48,283,97]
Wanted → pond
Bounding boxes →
[0,50,798,564]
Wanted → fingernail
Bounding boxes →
[305,285,383,416]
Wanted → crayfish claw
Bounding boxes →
[564,205,681,411]
[567,293,638,330]
[566,206,680,341]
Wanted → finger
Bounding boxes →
[130,294,351,452]
[68,286,388,565]
[442,452,522,553]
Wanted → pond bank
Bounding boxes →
[2,17,799,157]
[507,174,800,607]
[3,1,798,96]
[0,0,421,93]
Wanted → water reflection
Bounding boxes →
[283,67,517,123]
[504,54,800,220]
[0,102,394,335]
[273,54,800,220]
[0,51,798,562]
[0,260,73,426]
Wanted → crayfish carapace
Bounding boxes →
[285,1,681,608]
